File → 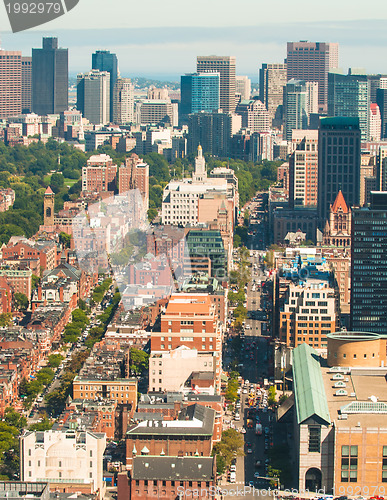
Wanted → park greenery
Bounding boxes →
[19,367,55,409]
[92,278,112,303]
[63,308,90,344]
[212,428,245,475]
[225,370,240,404]
[0,407,27,479]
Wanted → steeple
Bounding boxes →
[192,145,207,182]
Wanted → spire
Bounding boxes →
[45,186,54,195]
[331,190,348,214]
[193,145,206,182]
[198,144,202,157]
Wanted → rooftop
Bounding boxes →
[131,456,215,481]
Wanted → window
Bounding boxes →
[308,426,321,452]
[341,445,358,482]
[59,461,62,468]
[90,450,93,457]
[382,446,387,482]
[89,472,92,478]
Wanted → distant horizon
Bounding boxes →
[2,19,387,77]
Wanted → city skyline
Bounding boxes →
[1,19,387,79]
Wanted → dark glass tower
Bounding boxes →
[317,116,361,224]
[180,73,219,124]
[32,37,68,115]
[351,192,387,334]
[92,50,118,122]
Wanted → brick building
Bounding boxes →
[125,404,215,467]
[117,456,216,500]
[82,154,117,194]
[119,154,149,210]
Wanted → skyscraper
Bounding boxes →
[235,75,251,102]
[288,130,319,208]
[21,56,32,113]
[197,56,236,113]
[317,117,361,224]
[286,41,339,112]
[32,37,68,115]
[328,70,370,141]
[351,191,387,334]
[376,88,387,139]
[180,73,220,123]
[92,50,118,122]
[283,79,309,141]
[259,63,287,127]
[77,70,110,125]
[0,49,22,118]
[113,77,134,125]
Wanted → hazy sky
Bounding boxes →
[1,0,387,79]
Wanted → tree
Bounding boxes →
[212,428,244,474]
[32,274,40,289]
[0,313,12,327]
[49,172,64,193]
[59,232,71,249]
[48,353,64,368]
[268,386,277,406]
[14,292,28,311]
[129,349,149,376]
[29,417,53,431]
[3,407,26,430]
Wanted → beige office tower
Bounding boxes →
[0,49,22,118]
[286,41,339,112]
[113,77,134,125]
[197,56,236,113]
[259,63,287,127]
[236,75,251,101]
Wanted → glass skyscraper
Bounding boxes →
[328,70,370,142]
[180,73,220,123]
[351,192,387,334]
[32,37,68,115]
[92,50,118,122]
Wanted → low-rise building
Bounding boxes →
[125,404,215,467]
[20,430,106,498]
[280,338,387,492]
[117,456,216,500]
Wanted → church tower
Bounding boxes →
[192,145,207,182]
[44,186,55,226]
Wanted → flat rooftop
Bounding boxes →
[321,366,387,428]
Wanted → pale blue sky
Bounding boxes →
[1,0,387,79]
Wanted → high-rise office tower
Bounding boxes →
[367,74,387,103]
[351,191,387,334]
[21,56,32,113]
[259,63,287,127]
[376,88,387,139]
[32,37,68,115]
[288,130,319,208]
[317,116,361,224]
[235,99,270,133]
[328,70,370,142]
[370,103,382,141]
[197,56,236,113]
[0,49,22,118]
[283,79,309,141]
[188,111,241,157]
[180,73,220,123]
[286,41,339,112]
[92,50,118,122]
[113,77,134,125]
[77,70,110,125]
[235,75,251,102]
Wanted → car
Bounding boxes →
[248,481,254,488]
[265,427,270,434]
[243,388,248,394]
[230,464,236,472]
[247,447,253,454]
[255,460,261,468]
[254,472,260,478]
